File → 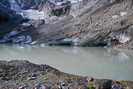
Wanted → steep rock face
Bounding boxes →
[14,0,42,9]
[34,0,133,49]
[37,0,71,23]
[0,1,22,22]
[0,1,23,36]
[0,0,73,44]
[14,0,72,17]
[0,0,10,8]
[1,0,133,49]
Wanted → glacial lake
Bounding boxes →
[0,45,133,81]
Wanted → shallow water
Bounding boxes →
[0,45,133,81]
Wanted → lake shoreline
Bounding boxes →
[0,60,133,89]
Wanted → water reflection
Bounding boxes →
[0,45,133,80]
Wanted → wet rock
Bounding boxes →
[47,40,73,46]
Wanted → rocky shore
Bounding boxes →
[0,60,132,89]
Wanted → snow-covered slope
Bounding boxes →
[9,0,22,12]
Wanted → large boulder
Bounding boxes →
[37,0,71,21]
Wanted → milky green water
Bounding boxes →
[0,45,133,81]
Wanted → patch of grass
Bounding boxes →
[120,81,133,85]
[85,81,96,89]
[120,81,133,89]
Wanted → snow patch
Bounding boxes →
[22,22,31,26]
[68,0,82,4]
[22,9,45,20]
[8,0,22,12]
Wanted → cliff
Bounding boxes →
[1,0,133,49]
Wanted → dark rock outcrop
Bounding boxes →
[0,0,72,44]
[15,0,42,9]
[0,2,22,23]
[0,2,23,37]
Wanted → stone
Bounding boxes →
[39,0,71,17]
[86,77,94,82]
[112,15,119,19]
[96,79,113,89]
[120,12,127,17]
[118,34,130,43]
[12,35,32,44]
[19,85,27,89]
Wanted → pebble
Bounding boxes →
[34,84,50,89]
[27,76,36,80]
[61,82,66,86]
[28,77,36,80]
[19,85,27,89]
[86,77,94,82]
[112,85,120,89]
[112,15,119,19]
